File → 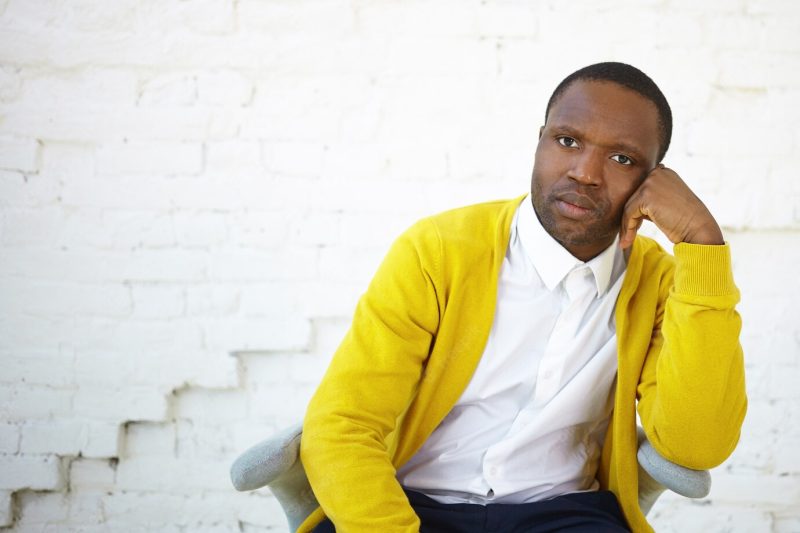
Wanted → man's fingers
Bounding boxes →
[620,193,650,248]
[620,214,643,249]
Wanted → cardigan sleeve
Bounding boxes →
[300,218,442,532]
[636,242,747,470]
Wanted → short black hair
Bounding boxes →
[545,62,673,162]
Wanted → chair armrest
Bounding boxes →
[230,423,303,491]
[636,428,711,499]
[636,428,712,515]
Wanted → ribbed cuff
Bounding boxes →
[672,242,737,297]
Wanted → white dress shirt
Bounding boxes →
[396,195,627,504]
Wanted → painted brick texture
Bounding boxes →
[1,1,798,531]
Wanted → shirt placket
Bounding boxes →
[533,266,595,406]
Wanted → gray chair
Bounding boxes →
[231,424,711,532]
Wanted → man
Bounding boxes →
[299,62,746,532]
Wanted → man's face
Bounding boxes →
[531,79,661,261]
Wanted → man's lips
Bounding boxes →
[556,191,597,210]
[553,192,597,219]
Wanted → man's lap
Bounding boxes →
[312,489,631,532]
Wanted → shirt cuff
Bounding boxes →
[672,242,737,297]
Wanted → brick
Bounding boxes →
[123,422,176,457]
[174,352,239,390]
[237,352,291,387]
[288,353,330,385]
[717,50,800,89]
[19,68,138,107]
[204,140,262,174]
[294,280,362,317]
[63,208,177,250]
[238,0,355,34]
[263,141,329,179]
[320,142,388,183]
[247,382,311,424]
[138,72,197,106]
[0,136,39,173]
[12,490,68,528]
[745,0,800,16]
[0,454,64,491]
[172,388,248,423]
[0,423,19,453]
[358,1,475,37]
[69,458,117,491]
[208,248,317,282]
[0,279,132,317]
[73,350,136,386]
[129,284,186,319]
[317,245,384,283]
[230,419,280,454]
[0,385,75,421]
[197,70,253,105]
[476,3,538,37]
[239,106,340,143]
[175,419,236,458]
[115,455,229,491]
[202,316,312,352]
[0,350,74,387]
[20,419,88,455]
[0,249,209,283]
[649,500,773,532]
[0,169,61,208]
[185,285,240,317]
[774,514,800,533]
[73,386,169,422]
[708,472,800,506]
[237,282,302,317]
[0,490,11,528]
[0,64,22,103]
[337,211,417,248]
[95,141,204,176]
[1,206,64,246]
[774,436,800,475]
[1,103,240,143]
[84,422,122,458]
[101,490,275,529]
[173,210,229,248]
[39,141,95,180]
[767,364,800,400]
[228,210,292,248]
[0,314,68,353]
[668,0,745,11]
[181,0,236,35]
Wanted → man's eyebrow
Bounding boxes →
[548,123,646,162]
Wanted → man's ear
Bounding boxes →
[538,126,544,139]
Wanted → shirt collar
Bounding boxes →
[517,194,619,296]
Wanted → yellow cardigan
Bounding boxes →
[300,196,746,533]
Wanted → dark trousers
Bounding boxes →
[312,489,631,532]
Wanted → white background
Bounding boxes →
[0,0,798,531]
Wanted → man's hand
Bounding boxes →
[620,165,724,248]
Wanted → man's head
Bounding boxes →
[531,62,671,261]
[545,62,672,162]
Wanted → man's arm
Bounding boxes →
[624,166,747,468]
[300,218,441,532]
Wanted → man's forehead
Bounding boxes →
[546,80,661,155]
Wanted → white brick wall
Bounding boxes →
[0,1,797,531]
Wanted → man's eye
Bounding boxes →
[611,154,633,165]
[557,137,577,148]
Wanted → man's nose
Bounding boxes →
[567,149,603,186]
